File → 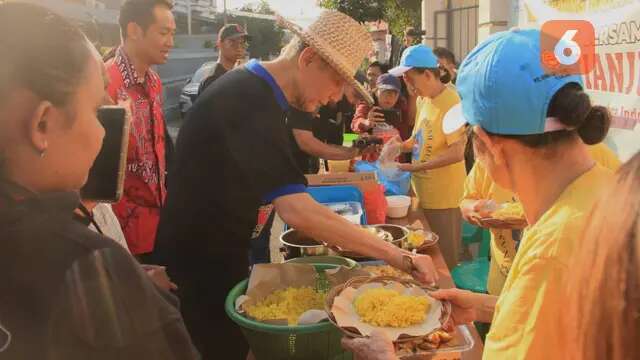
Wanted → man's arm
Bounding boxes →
[273,193,438,285]
[292,129,358,160]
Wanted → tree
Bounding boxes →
[227,0,284,60]
[319,0,421,37]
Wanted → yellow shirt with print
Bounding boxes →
[462,163,518,296]
[588,143,621,171]
[483,165,614,360]
[411,87,466,209]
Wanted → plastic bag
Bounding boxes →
[378,136,403,168]
[354,160,411,196]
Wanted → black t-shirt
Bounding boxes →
[196,62,227,98]
[154,60,307,358]
[314,97,354,146]
[0,191,199,359]
[287,108,320,174]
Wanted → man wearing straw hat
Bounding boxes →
[154,10,438,358]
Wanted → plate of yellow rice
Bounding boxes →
[326,277,450,341]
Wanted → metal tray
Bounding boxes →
[398,325,475,359]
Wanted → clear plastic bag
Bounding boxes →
[378,137,403,179]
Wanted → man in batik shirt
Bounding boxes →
[106,0,176,261]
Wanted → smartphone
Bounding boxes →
[379,108,401,127]
[81,106,130,203]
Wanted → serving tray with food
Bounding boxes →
[324,275,476,358]
[478,201,528,229]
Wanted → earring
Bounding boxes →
[40,140,48,159]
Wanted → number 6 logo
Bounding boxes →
[541,20,595,75]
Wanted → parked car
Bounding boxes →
[179,61,216,118]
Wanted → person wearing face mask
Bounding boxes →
[388,45,466,269]
[343,28,616,360]
[106,0,176,262]
[153,11,439,359]
[0,3,198,359]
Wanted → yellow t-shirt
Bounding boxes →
[462,163,518,296]
[483,165,613,360]
[588,143,621,171]
[411,87,466,209]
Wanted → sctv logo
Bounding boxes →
[541,20,595,75]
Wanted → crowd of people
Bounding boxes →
[0,1,638,360]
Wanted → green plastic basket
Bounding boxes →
[285,256,360,270]
[225,264,353,360]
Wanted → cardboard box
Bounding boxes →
[305,172,377,186]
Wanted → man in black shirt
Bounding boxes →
[197,24,250,97]
[154,11,437,359]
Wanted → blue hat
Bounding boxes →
[388,44,439,77]
[376,73,402,92]
[443,28,584,135]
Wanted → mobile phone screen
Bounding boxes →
[80,106,130,202]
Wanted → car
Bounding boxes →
[179,61,216,118]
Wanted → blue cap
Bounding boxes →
[388,44,439,77]
[443,28,584,135]
[376,73,402,92]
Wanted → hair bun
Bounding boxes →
[438,65,452,84]
[578,106,610,145]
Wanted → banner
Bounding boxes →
[518,0,640,161]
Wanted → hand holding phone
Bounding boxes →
[378,108,401,127]
[367,106,386,124]
[80,106,130,202]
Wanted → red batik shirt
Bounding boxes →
[105,47,167,254]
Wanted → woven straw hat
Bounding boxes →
[278,10,375,104]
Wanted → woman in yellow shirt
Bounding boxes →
[388,44,467,269]
[460,144,619,297]
[460,162,520,296]
[343,29,616,360]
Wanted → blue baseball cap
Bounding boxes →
[389,44,439,77]
[443,28,584,135]
[376,73,402,92]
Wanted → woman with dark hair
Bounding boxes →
[432,47,457,84]
[565,151,640,360]
[388,44,466,269]
[343,28,615,360]
[0,3,198,358]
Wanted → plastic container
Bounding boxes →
[306,186,367,225]
[386,195,411,218]
[225,264,353,360]
[325,202,363,224]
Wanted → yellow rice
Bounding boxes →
[354,288,430,328]
[492,202,525,220]
[245,287,325,325]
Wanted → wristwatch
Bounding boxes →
[402,253,418,274]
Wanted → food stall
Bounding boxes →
[226,171,484,360]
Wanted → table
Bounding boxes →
[388,198,484,360]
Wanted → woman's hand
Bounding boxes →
[396,162,420,172]
[460,199,493,227]
[367,106,386,125]
[341,330,398,360]
[430,288,478,330]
